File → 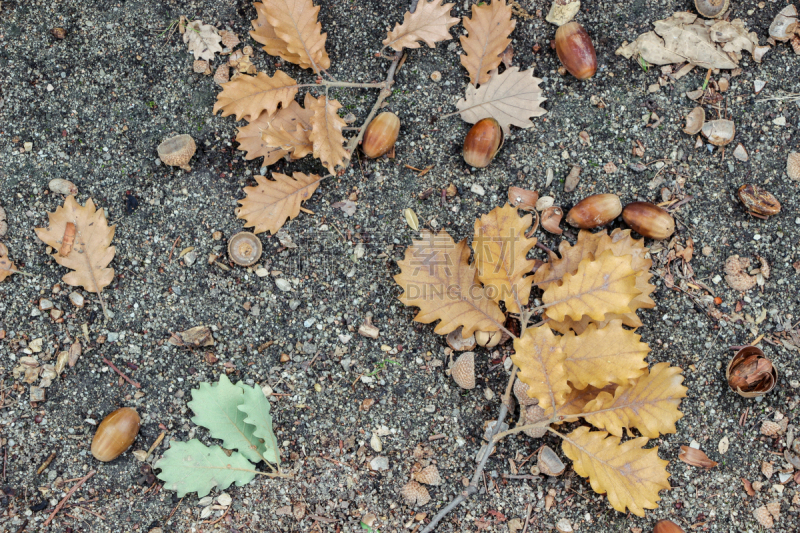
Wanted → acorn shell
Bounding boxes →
[91,407,140,462]
[362,112,400,158]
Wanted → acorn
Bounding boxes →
[565,194,622,229]
[622,202,675,240]
[653,519,685,533]
[362,112,400,158]
[91,407,140,462]
[695,0,729,19]
[463,118,503,168]
[554,22,597,80]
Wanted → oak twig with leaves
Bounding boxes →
[393,204,688,531]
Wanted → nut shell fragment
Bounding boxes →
[678,446,718,469]
[540,206,563,234]
[738,184,780,218]
[537,445,565,476]
[157,134,196,172]
[399,481,430,507]
[446,327,477,351]
[700,119,735,146]
[413,465,442,486]
[724,255,756,291]
[49,178,78,196]
[694,0,729,19]
[682,106,705,135]
[508,187,538,211]
[769,5,798,41]
[475,330,502,348]
[228,232,262,267]
[726,346,777,397]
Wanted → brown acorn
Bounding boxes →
[622,202,675,240]
[554,22,597,80]
[463,118,503,168]
[362,112,400,158]
[91,407,141,462]
[653,519,685,533]
[726,346,777,398]
[565,194,621,229]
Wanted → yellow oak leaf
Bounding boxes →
[393,230,504,337]
[581,362,688,438]
[459,0,515,86]
[236,172,322,235]
[250,2,303,65]
[261,0,330,72]
[236,98,313,164]
[382,0,459,52]
[307,96,348,175]
[511,326,570,411]
[213,71,298,122]
[542,250,640,323]
[562,320,650,390]
[473,204,536,313]
[554,384,616,422]
[533,229,611,290]
[561,426,671,516]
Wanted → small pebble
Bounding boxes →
[430,71,441,82]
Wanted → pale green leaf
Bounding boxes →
[188,374,265,463]
[155,440,257,497]
[237,383,281,466]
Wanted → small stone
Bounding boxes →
[370,434,382,452]
[773,116,786,126]
[754,80,766,94]
[24,142,33,152]
[39,299,54,311]
[68,292,84,308]
[29,338,43,353]
[470,184,485,196]
[369,456,389,471]
[275,278,292,291]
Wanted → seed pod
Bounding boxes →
[91,407,140,462]
[463,118,503,168]
[726,346,777,397]
[738,184,780,219]
[622,202,675,240]
[694,0,729,18]
[554,22,597,80]
[362,112,400,158]
[565,193,622,229]
[653,519,685,533]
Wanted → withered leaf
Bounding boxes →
[169,326,215,348]
[307,96,349,175]
[459,0,515,86]
[554,384,616,422]
[236,98,314,164]
[678,446,718,469]
[260,0,331,72]
[382,0,459,52]
[393,230,505,337]
[237,172,323,234]
[184,20,223,61]
[250,2,304,66]
[213,70,299,122]
[511,326,570,412]
[562,427,671,517]
[0,255,17,282]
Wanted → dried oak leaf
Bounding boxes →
[473,204,537,313]
[236,98,314,164]
[236,172,322,235]
[678,446,718,469]
[213,70,299,122]
[455,67,547,135]
[724,254,756,291]
[459,0,516,86]
[561,320,650,390]
[511,325,570,412]
[554,384,616,422]
[394,230,505,337]
[307,96,349,174]
[259,0,330,72]
[382,0,459,52]
[582,362,687,438]
[542,250,640,323]
[34,196,115,295]
[562,427,670,517]
[0,254,17,282]
[183,20,223,61]
[251,2,303,64]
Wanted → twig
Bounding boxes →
[42,470,95,527]
[167,236,180,263]
[165,496,184,523]
[143,431,166,462]
[521,503,533,533]
[102,357,141,389]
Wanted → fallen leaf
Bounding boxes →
[213,70,299,122]
[259,0,331,72]
[251,2,303,64]
[236,172,323,234]
[169,326,215,348]
[331,200,357,216]
[382,0,459,52]
[307,96,349,174]
[0,255,17,282]
[742,477,755,496]
[184,20,223,61]
[678,446,718,469]
[236,98,314,164]
[459,0,515,85]
[511,325,570,412]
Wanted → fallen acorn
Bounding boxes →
[475,330,502,348]
[653,519,685,533]
[622,202,675,240]
[565,193,622,229]
[362,112,400,158]
[554,22,597,80]
[91,407,140,462]
[463,118,503,168]
[738,184,780,219]
[726,346,777,397]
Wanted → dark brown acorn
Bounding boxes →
[622,202,675,240]
[463,118,503,168]
[554,22,597,80]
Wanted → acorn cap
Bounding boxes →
[219,30,240,48]
[522,404,547,438]
[413,465,442,486]
[513,379,537,407]
[399,481,430,507]
[788,153,800,181]
[214,64,230,85]
[537,445,565,476]
[193,60,209,73]
[157,134,196,171]
[228,232,263,267]
[762,461,774,480]
[447,352,475,389]
[446,327,476,351]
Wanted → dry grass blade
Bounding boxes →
[562,320,650,390]
[261,0,330,72]
[581,363,687,438]
[543,250,640,323]
[308,96,349,174]
[459,0,515,86]
[473,204,536,313]
[236,99,313,164]
[213,71,299,122]
[250,2,303,65]
[561,427,671,517]
[393,230,505,337]
[236,172,322,235]
[382,0,459,52]
[34,196,115,317]
[511,326,570,411]
[455,67,546,135]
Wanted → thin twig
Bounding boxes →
[521,503,533,533]
[102,357,141,389]
[43,470,95,527]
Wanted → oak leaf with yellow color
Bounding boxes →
[511,326,570,411]
[382,0,459,52]
[259,0,330,72]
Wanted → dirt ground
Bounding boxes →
[1,0,799,531]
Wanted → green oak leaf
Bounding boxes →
[237,382,280,466]
[188,374,265,463]
[154,440,257,497]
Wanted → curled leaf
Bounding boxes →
[678,446,718,469]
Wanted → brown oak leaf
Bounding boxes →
[382,0,459,52]
[236,172,323,234]
[307,96,348,174]
[250,2,304,65]
[183,20,223,61]
[260,0,330,72]
[459,0,515,86]
[213,70,298,122]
